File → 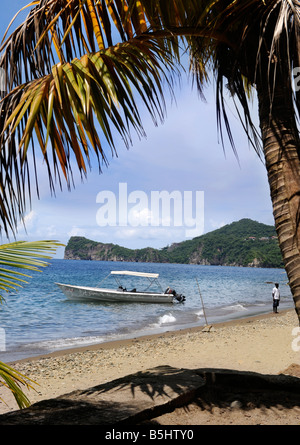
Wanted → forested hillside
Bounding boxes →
[64,219,283,268]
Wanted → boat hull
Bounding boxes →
[56,283,174,303]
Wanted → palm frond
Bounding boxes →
[188,0,300,159]
[0,0,178,92]
[4,0,299,237]
[0,1,185,236]
[0,239,62,409]
[0,361,36,409]
[0,0,245,236]
[0,38,176,234]
[0,0,234,104]
[0,240,63,302]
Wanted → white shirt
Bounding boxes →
[272,287,280,300]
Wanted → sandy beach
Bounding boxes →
[1,308,300,424]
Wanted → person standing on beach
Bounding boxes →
[272,283,280,313]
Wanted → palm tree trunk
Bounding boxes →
[256,77,300,325]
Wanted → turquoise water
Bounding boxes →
[0,259,294,362]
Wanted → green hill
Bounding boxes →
[64,218,283,268]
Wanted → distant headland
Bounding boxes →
[64,219,283,268]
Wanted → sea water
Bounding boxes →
[0,259,294,362]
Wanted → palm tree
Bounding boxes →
[1,0,300,325]
[189,0,300,324]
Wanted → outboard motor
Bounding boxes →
[165,287,185,302]
[175,293,186,303]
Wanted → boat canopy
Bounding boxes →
[110,271,159,278]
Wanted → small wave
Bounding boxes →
[221,303,248,312]
[20,335,106,352]
[159,313,176,324]
[195,310,203,318]
[151,313,177,328]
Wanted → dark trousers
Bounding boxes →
[273,299,279,312]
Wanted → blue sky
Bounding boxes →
[1,3,274,258]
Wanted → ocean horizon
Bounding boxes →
[0,259,294,362]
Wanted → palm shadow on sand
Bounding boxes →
[0,365,300,424]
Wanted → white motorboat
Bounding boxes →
[56,270,186,304]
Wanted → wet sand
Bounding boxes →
[1,308,300,424]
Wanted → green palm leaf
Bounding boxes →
[0,361,36,410]
[0,240,63,302]
[0,240,62,409]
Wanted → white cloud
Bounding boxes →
[67,226,87,237]
[23,210,37,225]
[128,207,153,227]
[44,225,58,238]
[15,210,38,237]
[114,226,187,245]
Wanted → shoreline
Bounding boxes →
[7,309,294,366]
[1,308,300,418]
[7,307,295,365]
